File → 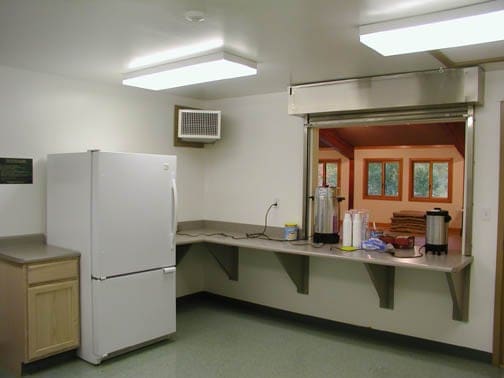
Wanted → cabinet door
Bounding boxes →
[27,280,79,361]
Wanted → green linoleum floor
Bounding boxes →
[2,297,503,378]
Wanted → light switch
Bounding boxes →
[481,208,491,221]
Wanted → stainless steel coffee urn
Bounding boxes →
[313,187,343,244]
[425,208,451,254]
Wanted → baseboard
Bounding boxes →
[177,291,209,305]
[22,350,77,375]
[177,291,491,364]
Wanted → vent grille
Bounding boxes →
[178,109,221,143]
[181,111,219,136]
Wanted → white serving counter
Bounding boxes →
[176,227,472,322]
[176,229,472,273]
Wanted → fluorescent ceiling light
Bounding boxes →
[128,38,224,69]
[360,1,504,56]
[122,51,257,90]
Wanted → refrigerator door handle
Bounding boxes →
[163,267,176,274]
[92,276,107,281]
[171,177,177,251]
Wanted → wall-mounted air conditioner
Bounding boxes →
[178,109,221,143]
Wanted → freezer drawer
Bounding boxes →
[91,267,175,359]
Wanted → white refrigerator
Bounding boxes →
[46,151,177,365]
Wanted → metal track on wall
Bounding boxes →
[307,106,470,128]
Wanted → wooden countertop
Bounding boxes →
[176,229,472,273]
[0,235,80,264]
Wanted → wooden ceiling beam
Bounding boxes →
[319,129,354,160]
[447,123,465,158]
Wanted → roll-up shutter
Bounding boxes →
[288,67,483,116]
[306,106,470,128]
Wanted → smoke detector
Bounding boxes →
[185,10,205,23]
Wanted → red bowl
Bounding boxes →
[378,235,414,249]
[393,235,415,249]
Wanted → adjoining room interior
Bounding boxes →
[316,121,465,253]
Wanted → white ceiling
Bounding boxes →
[0,0,502,100]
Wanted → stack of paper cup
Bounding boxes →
[352,212,362,248]
[342,212,352,247]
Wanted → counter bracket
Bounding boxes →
[176,244,192,265]
[445,264,471,322]
[274,253,309,294]
[205,243,239,281]
[364,263,395,309]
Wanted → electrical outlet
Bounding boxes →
[273,198,280,208]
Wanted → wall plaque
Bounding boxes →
[0,158,33,184]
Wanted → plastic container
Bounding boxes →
[284,223,298,241]
[350,209,369,242]
[378,235,415,249]
[369,229,384,239]
[393,235,415,249]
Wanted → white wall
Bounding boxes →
[176,244,208,297]
[201,71,504,352]
[0,65,206,237]
[203,93,305,227]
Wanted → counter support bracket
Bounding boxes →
[445,265,471,322]
[176,244,192,265]
[205,243,239,281]
[274,253,309,294]
[364,263,395,309]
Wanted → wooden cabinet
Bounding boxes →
[0,257,80,376]
[27,278,79,360]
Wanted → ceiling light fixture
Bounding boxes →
[360,1,504,56]
[122,50,257,90]
[128,38,224,69]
